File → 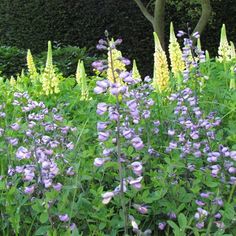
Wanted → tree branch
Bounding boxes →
[192,0,212,38]
[133,0,154,24]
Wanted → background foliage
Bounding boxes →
[0,0,235,76]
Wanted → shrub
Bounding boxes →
[0,46,26,77]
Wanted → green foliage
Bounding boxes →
[0,46,26,77]
[35,46,95,77]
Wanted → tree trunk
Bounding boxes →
[192,0,212,43]
[153,0,166,49]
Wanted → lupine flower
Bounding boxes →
[107,40,126,83]
[153,32,169,92]
[169,22,185,79]
[41,41,60,95]
[217,24,231,62]
[27,49,38,78]
[132,59,141,80]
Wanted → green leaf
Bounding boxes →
[222,203,235,219]
[39,212,49,224]
[35,226,51,235]
[167,220,179,231]
[178,213,187,229]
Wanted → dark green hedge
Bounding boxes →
[0,0,235,76]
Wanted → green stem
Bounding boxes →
[108,37,128,235]
[228,183,236,204]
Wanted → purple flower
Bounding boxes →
[98,131,110,142]
[59,214,69,222]
[8,138,18,146]
[158,222,166,230]
[133,204,148,214]
[131,161,143,176]
[66,167,75,176]
[24,185,35,194]
[10,123,20,131]
[94,158,109,167]
[16,147,31,160]
[230,151,236,161]
[195,200,205,206]
[53,183,63,191]
[200,192,211,198]
[97,122,109,131]
[167,212,176,219]
[102,191,114,204]
[129,176,143,189]
[192,31,200,39]
[131,137,144,150]
[96,103,108,116]
[196,222,204,229]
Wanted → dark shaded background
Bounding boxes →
[0,0,235,76]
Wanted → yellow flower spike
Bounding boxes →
[107,39,126,83]
[132,59,141,80]
[76,59,81,85]
[205,50,210,61]
[153,32,170,92]
[10,76,16,87]
[27,49,38,78]
[168,22,185,79]
[41,41,60,95]
[218,24,231,62]
[230,41,236,59]
[79,60,89,100]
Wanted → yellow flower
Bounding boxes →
[76,60,89,100]
[132,59,141,80]
[41,41,60,95]
[107,40,126,83]
[153,32,170,92]
[10,76,16,86]
[27,49,38,78]
[217,24,231,62]
[168,22,185,78]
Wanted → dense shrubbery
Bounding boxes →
[0,25,236,235]
[0,0,235,75]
